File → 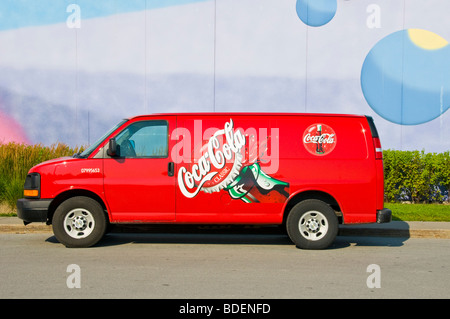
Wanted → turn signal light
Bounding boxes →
[24,189,39,197]
[373,138,383,160]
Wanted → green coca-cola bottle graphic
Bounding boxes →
[226,162,289,203]
[316,124,325,155]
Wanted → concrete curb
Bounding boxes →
[338,223,450,239]
[0,217,51,233]
[1,217,450,239]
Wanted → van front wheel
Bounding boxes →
[52,196,107,248]
[286,199,338,250]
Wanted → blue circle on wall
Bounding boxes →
[361,29,450,125]
[296,0,337,27]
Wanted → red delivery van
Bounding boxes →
[17,113,391,249]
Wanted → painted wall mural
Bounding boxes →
[361,29,449,125]
[0,0,448,153]
[296,0,337,27]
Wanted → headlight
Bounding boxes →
[23,173,41,198]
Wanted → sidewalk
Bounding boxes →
[1,216,450,238]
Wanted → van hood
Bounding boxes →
[29,156,77,173]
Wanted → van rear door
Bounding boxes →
[365,116,385,212]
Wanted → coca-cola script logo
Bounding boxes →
[178,119,245,198]
[303,123,337,156]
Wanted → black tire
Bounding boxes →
[286,199,338,249]
[52,196,107,248]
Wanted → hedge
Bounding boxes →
[383,150,450,203]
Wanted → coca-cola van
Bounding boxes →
[17,113,391,249]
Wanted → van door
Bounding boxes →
[103,116,176,222]
[174,115,289,223]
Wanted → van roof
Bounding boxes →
[127,112,367,120]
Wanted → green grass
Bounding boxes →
[386,203,450,222]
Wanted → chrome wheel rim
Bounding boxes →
[298,211,329,241]
[63,208,95,239]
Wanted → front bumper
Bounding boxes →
[376,208,392,223]
[16,198,52,224]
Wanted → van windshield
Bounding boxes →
[77,119,128,158]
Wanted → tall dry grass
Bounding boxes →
[0,142,84,212]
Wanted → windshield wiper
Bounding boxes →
[72,152,84,158]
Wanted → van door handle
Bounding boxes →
[168,162,175,177]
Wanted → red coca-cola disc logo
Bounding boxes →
[303,123,337,156]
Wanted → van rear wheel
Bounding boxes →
[286,199,338,249]
[52,196,107,248]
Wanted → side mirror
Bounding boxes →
[107,138,119,157]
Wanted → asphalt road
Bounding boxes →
[1,231,449,299]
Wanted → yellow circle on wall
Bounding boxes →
[408,29,448,50]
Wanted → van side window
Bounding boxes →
[115,120,168,158]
